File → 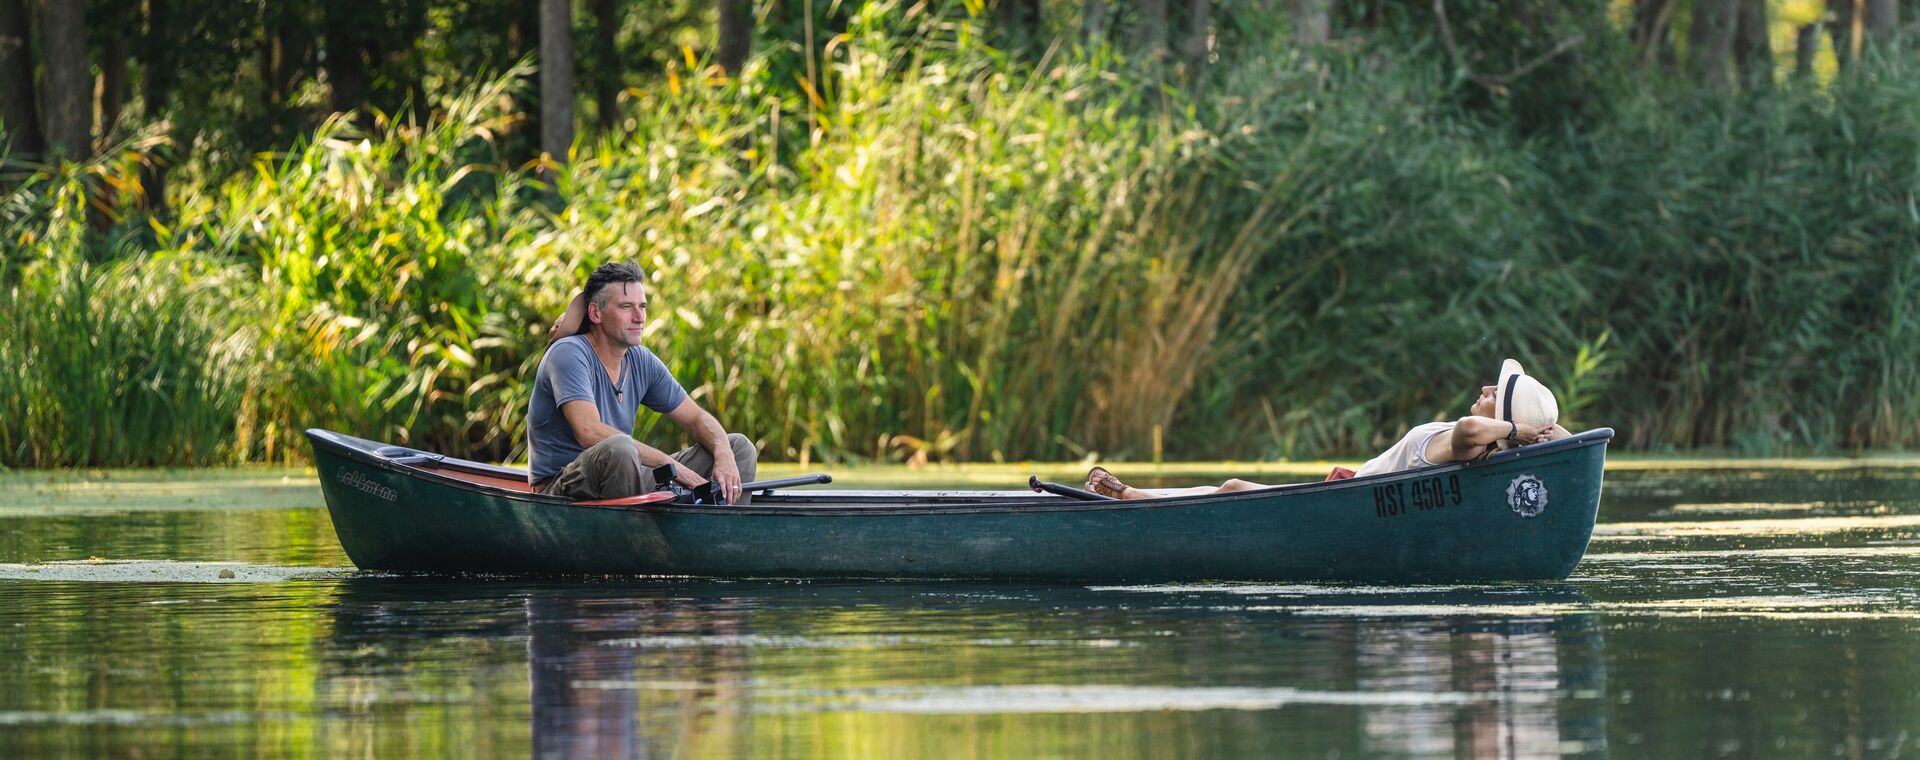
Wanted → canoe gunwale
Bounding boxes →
[306,427,1613,517]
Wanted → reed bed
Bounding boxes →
[3,8,1919,467]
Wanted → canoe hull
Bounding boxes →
[311,429,1609,582]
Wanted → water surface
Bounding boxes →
[3,465,1919,758]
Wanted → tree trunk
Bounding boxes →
[1794,23,1821,78]
[386,0,429,123]
[717,0,752,75]
[1864,0,1897,41]
[1733,0,1771,87]
[994,0,1040,42]
[502,0,540,165]
[1084,0,1108,44]
[266,18,312,115]
[1137,0,1168,59]
[1687,0,1739,89]
[0,0,41,158]
[259,23,277,110]
[97,30,127,151]
[1288,0,1329,46]
[139,0,169,214]
[539,0,574,164]
[510,2,537,60]
[40,0,90,159]
[1826,0,1855,68]
[592,0,620,131]
[1632,0,1676,69]
[1182,0,1209,70]
[324,5,368,114]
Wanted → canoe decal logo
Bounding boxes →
[337,469,398,503]
[1506,475,1548,518]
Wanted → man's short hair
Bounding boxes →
[579,262,647,334]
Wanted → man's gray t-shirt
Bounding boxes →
[527,336,688,483]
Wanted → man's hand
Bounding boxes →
[671,464,709,490]
[1535,423,1569,443]
[709,457,743,505]
[662,398,746,504]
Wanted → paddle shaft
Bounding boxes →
[745,474,834,493]
[1029,476,1116,501]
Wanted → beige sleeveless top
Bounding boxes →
[1355,421,1458,477]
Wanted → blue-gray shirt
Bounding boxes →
[527,336,688,482]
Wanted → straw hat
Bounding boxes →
[1495,359,1559,448]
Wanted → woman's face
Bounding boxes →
[1472,384,1498,418]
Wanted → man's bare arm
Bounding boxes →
[559,400,677,467]
[664,397,743,503]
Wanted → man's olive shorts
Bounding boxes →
[538,433,758,503]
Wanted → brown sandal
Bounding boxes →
[1085,466,1131,499]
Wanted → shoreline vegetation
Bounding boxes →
[5,4,1920,468]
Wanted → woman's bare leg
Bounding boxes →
[1091,469,1271,500]
[1130,480,1268,499]
[1127,485,1220,499]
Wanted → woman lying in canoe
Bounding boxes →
[1085,359,1570,500]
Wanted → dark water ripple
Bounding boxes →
[3,467,1920,758]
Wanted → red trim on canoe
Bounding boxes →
[576,491,678,506]
[425,465,674,505]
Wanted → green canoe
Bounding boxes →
[308,426,1612,582]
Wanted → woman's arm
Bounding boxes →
[548,291,587,344]
[1428,416,1546,464]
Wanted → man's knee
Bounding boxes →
[727,433,758,477]
[583,435,643,474]
[589,434,639,458]
[726,433,756,460]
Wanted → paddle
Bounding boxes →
[652,465,835,505]
[744,474,834,493]
[1028,475,1116,501]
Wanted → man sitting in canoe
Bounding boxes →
[528,261,757,503]
[1085,359,1569,499]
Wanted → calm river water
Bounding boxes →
[2,466,1918,758]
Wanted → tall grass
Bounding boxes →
[0,251,251,467]
[1558,60,1920,453]
[4,5,1920,467]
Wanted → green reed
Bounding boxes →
[4,6,1920,467]
[1556,59,1920,454]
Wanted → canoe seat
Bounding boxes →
[435,468,539,493]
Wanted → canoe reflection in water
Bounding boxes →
[326,581,1607,758]
[487,583,1597,756]
[1351,617,1604,757]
